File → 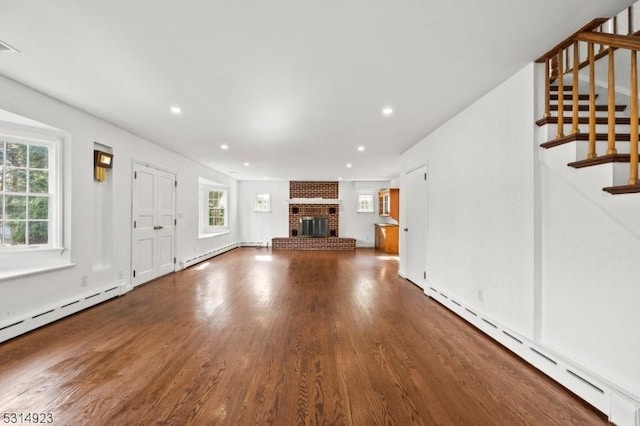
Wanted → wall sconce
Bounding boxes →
[94,150,113,182]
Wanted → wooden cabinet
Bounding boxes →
[378,188,399,221]
[374,224,399,254]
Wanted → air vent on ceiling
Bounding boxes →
[0,40,19,53]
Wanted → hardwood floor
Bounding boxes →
[0,248,607,425]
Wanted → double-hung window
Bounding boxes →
[0,119,68,280]
[198,177,229,237]
[207,189,227,227]
[1,138,58,248]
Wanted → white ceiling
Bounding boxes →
[0,0,634,181]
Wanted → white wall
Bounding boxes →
[399,61,640,401]
[0,74,239,324]
[339,180,392,247]
[401,64,536,337]
[237,180,289,245]
[539,139,640,397]
[238,180,392,247]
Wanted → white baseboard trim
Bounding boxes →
[240,241,270,248]
[177,242,240,270]
[0,281,126,344]
[425,284,640,426]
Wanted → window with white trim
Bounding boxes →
[254,193,270,212]
[207,189,227,227]
[198,177,229,237]
[357,193,374,213]
[1,137,59,248]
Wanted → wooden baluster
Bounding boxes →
[557,51,565,139]
[588,43,597,159]
[630,50,639,185]
[572,41,580,134]
[607,48,617,155]
[628,5,634,34]
[598,25,605,52]
[544,59,551,118]
[550,55,559,81]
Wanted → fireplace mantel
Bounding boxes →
[286,198,342,205]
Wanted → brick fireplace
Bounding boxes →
[272,181,355,251]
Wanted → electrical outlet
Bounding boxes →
[80,275,88,287]
[478,289,484,302]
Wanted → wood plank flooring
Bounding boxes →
[0,248,607,425]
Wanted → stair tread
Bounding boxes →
[536,116,638,126]
[568,154,638,168]
[603,183,640,194]
[541,133,639,149]
[550,94,593,101]
[550,104,626,112]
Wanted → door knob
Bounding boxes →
[404,228,408,232]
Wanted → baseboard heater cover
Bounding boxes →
[424,284,640,426]
[240,241,270,248]
[178,242,240,270]
[0,281,126,344]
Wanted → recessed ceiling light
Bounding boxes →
[244,162,250,167]
[346,163,352,168]
[382,107,393,116]
[338,177,343,181]
[220,144,229,150]
[170,106,182,114]
[357,146,365,152]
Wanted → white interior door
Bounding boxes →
[132,163,176,286]
[404,165,427,289]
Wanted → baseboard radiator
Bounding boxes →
[0,281,127,344]
[425,285,640,426]
[178,242,240,270]
[240,241,270,248]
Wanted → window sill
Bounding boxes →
[0,262,75,282]
[198,230,231,240]
[0,247,74,282]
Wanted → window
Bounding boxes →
[254,193,271,212]
[0,118,69,280]
[1,138,56,248]
[357,193,374,213]
[208,189,227,226]
[198,177,229,237]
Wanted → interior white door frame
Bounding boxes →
[131,160,177,287]
[404,164,428,289]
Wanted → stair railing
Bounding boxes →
[536,4,640,190]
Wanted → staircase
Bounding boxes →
[536,6,640,195]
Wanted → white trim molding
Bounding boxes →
[424,283,640,426]
[0,281,126,344]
